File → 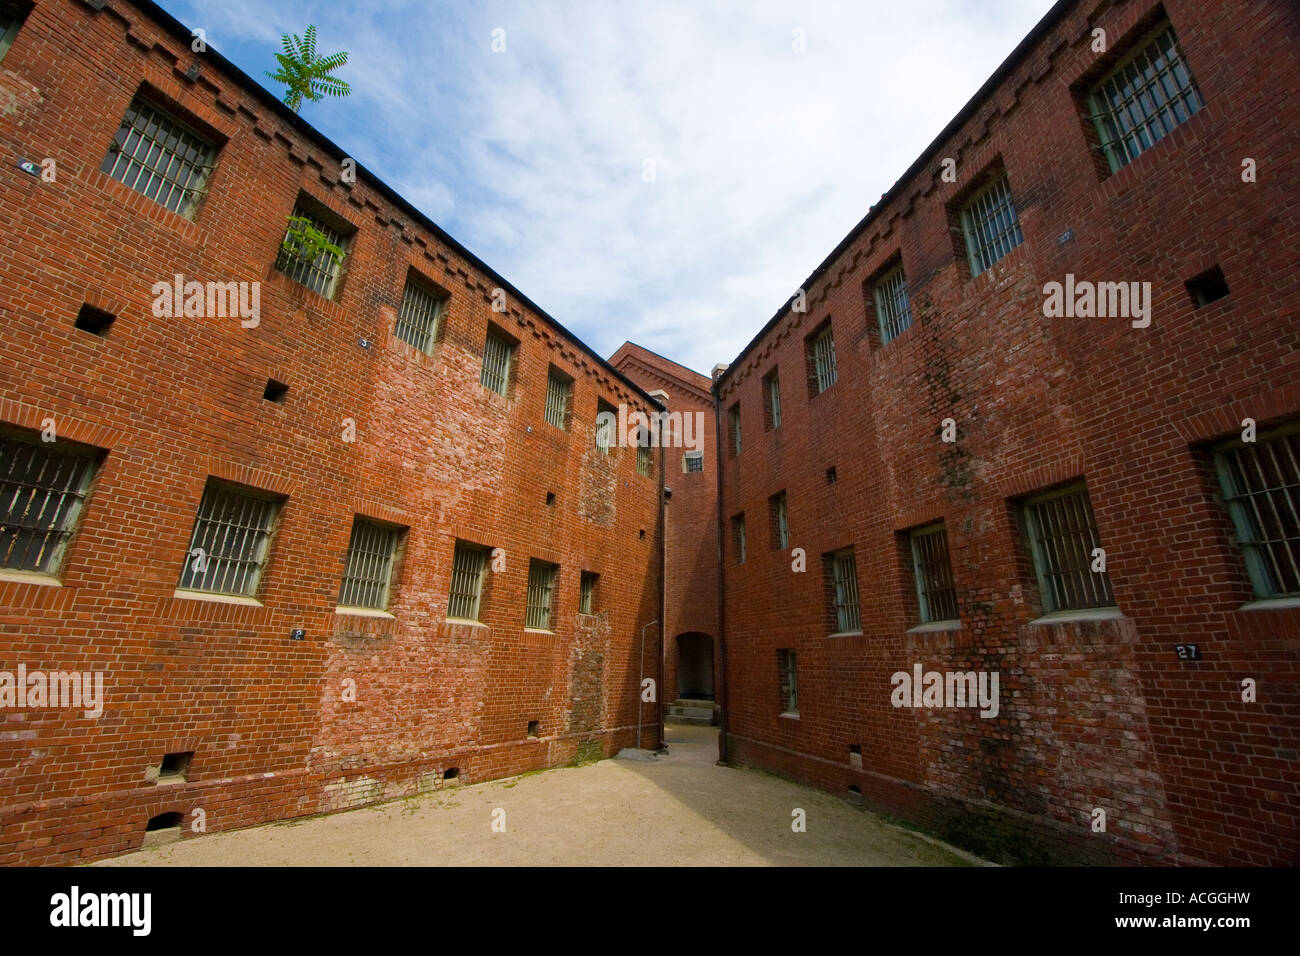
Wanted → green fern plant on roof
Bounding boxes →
[265,24,352,114]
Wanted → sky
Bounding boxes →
[163,0,1053,376]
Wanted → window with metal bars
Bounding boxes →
[275,203,351,299]
[732,513,746,564]
[544,369,572,429]
[770,492,789,550]
[394,277,445,354]
[778,649,798,715]
[1023,482,1115,612]
[0,432,99,576]
[810,324,837,395]
[178,481,280,597]
[764,370,782,429]
[525,559,558,630]
[960,174,1024,277]
[910,523,958,623]
[337,517,401,610]
[872,260,913,345]
[831,549,861,632]
[447,541,487,621]
[728,404,741,456]
[1086,21,1203,175]
[683,451,703,473]
[480,329,514,396]
[0,2,27,63]
[637,438,653,477]
[101,95,218,219]
[579,571,598,615]
[1214,425,1300,599]
[595,401,616,455]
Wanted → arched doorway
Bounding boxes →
[676,632,714,700]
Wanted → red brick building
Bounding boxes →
[0,0,662,864]
[714,0,1299,865]
[611,343,720,723]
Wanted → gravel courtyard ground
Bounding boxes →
[100,724,976,866]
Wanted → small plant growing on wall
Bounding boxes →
[279,215,344,267]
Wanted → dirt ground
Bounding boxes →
[100,724,977,866]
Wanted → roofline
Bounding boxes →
[716,0,1078,386]
[612,341,713,387]
[129,0,659,408]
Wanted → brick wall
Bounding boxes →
[0,0,662,863]
[611,344,720,707]
[716,0,1300,865]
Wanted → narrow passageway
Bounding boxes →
[102,724,973,866]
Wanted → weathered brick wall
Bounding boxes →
[718,0,1300,865]
[0,0,661,863]
[611,345,720,706]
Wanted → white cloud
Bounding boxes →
[173,0,1053,375]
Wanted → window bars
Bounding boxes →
[447,542,487,620]
[545,372,571,429]
[832,549,861,632]
[873,262,914,345]
[178,482,278,597]
[338,518,400,610]
[812,326,837,393]
[0,435,97,575]
[276,205,349,298]
[395,279,444,354]
[1023,483,1115,611]
[101,97,217,219]
[525,559,557,629]
[480,331,513,396]
[1215,427,1300,598]
[910,524,958,623]
[961,175,1024,277]
[1087,23,1203,174]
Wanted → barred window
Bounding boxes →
[765,370,782,429]
[811,325,837,394]
[395,278,445,354]
[771,492,789,550]
[637,440,653,477]
[960,174,1024,277]
[579,571,598,615]
[732,513,746,564]
[545,369,572,429]
[337,518,401,610]
[178,481,279,597]
[778,649,798,715]
[0,2,27,63]
[275,203,350,299]
[1023,482,1115,612]
[525,559,558,630]
[910,523,958,623]
[595,402,615,454]
[728,405,741,456]
[101,96,217,219]
[684,451,704,473]
[480,329,514,396]
[1214,426,1300,598]
[0,432,98,576]
[447,541,487,621]
[872,261,913,345]
[831,549,861,632]
[1087,22,1203,174]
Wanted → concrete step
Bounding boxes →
[667,700,719,725]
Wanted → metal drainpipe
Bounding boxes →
[658,414,667,750]
[712,379,729,766]
[637,618,658,750]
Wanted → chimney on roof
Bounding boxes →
[711,363,729,382]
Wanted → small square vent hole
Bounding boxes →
[263,379,289,403]
[75,304,116,337]
[1185,266,1229,308]
[157,751,193,784]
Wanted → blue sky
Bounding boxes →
[162,0,1052,375]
